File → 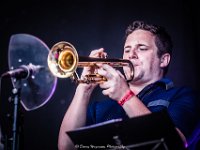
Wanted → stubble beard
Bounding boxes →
[129,69,145,85]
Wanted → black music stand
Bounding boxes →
[67,111,186,150]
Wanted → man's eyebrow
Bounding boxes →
[124,44,148,49]
[138,43,148,47]
[124,45,131,49]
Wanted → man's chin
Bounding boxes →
[130,73,144,84]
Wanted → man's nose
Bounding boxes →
[129,49,138,59]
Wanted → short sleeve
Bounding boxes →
[168,87,200,140]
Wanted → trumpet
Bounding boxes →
[47,41,134,84]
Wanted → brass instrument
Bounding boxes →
[47,41,134,84]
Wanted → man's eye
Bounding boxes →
[139,47,148,51]
[124,49,130,53]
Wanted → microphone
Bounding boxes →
[1,63,45,79]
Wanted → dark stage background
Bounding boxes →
[0,0,199,149]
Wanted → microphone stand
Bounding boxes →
[1,63,44,150]
[10,79,23,150]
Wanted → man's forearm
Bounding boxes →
[122,96,151,118]
[58,85,93,150]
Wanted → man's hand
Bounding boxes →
[98,64,130,101]
[79,48,107,90]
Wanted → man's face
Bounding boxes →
[123,29,162,84]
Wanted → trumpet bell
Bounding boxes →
[47,41,78,78]
[47,41,134,83]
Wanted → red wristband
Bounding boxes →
[118,90,135,106]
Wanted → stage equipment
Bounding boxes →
[7,34,57,111]
[67,111,186,150]
[1,34,57,150]
[47,41,134,84]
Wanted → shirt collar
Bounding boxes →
[155,78,174,90]
[137,78,174,99]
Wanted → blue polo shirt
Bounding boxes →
[86,78,200,144]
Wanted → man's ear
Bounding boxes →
[160,53,170,68]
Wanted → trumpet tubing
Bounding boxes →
[47,41,134,83]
